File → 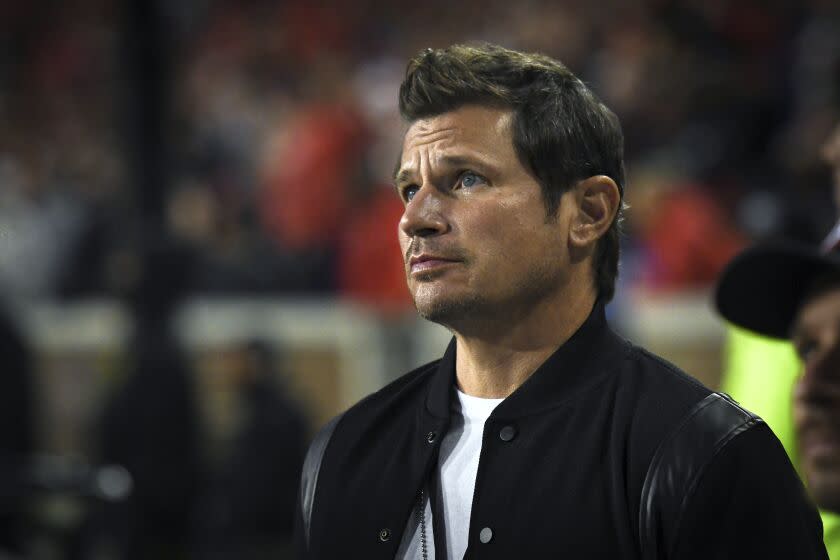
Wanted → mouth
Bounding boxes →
[408,254,461,276]
[798,428,840,464]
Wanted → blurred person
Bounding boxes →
[166,181,288,295]
[191,341,307,559]
[0,156,90,302]
[258,84,370,294]
[337,59,418,313]
[0,304,35,556]
[0,12,125,303]
[621,166,746,292]
[716,224,840,515]
[294,43,826,559]
[337,177,412,312]
[718,118,840,558]
[84,237,201,560]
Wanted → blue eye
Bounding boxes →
[460,172,485,188]
[403,185,419,202]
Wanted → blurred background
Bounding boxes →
[1,0,839,558]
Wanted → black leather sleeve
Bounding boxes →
[639,393,827,559]
[639,393,758,557]
[669,421,826,559]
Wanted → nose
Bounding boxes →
[399,185,448,239]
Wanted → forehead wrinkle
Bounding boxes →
[394,148,425,186]
[397,150,503,191]
[397,108,515,184]
[409,121,458,140]
[403,128,459,157]
[397,127,455,185]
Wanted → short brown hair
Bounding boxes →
[399,43,625,301]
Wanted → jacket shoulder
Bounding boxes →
[628,343,712,398]
[666,416,826,558]
[615,341,719,518]
[638,392,764,558]
[620,342,717,427]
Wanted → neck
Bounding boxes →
[453,287,598,399]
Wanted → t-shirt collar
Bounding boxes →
[425,301,627,420]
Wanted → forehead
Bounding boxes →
[400,105,515,164]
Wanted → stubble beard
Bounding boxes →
[410,258,561,330]
[413,284,485,328]
[805,469,840,514]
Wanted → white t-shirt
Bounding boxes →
[397,389,504,559]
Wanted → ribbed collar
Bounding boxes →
[424,301,628,420]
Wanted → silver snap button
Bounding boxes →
[426,431,437,443]
[479,527,493,543]
[379,528,391,542]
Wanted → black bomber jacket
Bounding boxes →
[294,303,827,559]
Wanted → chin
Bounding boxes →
[412,291,484,326]
[415,299,469,324]
[806,472,840,513]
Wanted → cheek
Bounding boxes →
[398,228,410,254]
[793,381,809,427]
[463,206,518,238]
[793,400,807,432]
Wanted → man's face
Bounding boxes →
[395,105,575,327]
[792,283,840,512]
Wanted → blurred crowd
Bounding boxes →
[2,0,840,309]
[3,0,840,557]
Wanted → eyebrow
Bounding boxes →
[393,154,497,186]
[391,150,403,187]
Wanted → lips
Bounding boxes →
[797,425,840,463]
[408,254,461,275]
[801,441,840,469]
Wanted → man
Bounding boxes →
[720,117,840,557]
[716,221,840,516]
[717,120,840,515]
[295,43,826,559]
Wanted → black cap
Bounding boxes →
[715,239,840,339]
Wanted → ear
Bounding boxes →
[568,175,621,250]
